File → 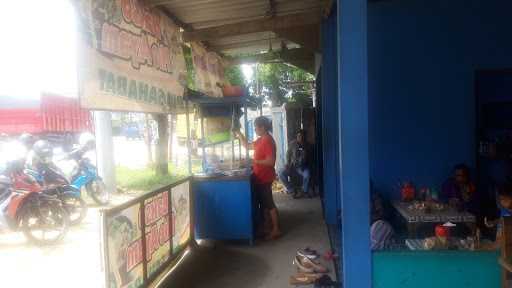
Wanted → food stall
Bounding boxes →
[184,88,261,244]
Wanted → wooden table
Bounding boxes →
[392,201,476,238]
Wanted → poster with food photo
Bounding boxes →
[144,190,171,277]
[171,181,191,253]
[106,205,144,288]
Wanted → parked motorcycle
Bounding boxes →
[66,144,109,205]
[0,168,69,245]
[26,140,87,225]
[31,165,88,226]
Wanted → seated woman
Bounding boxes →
[370,189,395,250]
[441,164,478,214]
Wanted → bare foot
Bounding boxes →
[265,230,282,241]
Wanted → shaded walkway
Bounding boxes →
[163,193,335,288]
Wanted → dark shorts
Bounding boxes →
[254,182,276,210]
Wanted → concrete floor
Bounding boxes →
[162,193,336,288]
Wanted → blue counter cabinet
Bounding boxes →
[192,176,255,244]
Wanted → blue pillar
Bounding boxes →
[321,8,340,226]
[338,0,371,287]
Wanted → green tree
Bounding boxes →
[250,63,314,107]
[182,44,195,89]
[224,65,245,86]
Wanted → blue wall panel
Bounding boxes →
[321,10,341,226]
[338,0,371,287]
[368,0,512,199]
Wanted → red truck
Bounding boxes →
[0,93,93,145]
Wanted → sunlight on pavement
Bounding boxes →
[0,193,136,288]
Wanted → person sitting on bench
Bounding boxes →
[279,129,312,198]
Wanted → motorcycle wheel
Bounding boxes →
[21,201,69,245]
[86,180,109,205]
[61,194,87,225]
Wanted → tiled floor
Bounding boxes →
[163,193,336,288]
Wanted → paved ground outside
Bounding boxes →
[162,192,335,288]
[0,193,133,288]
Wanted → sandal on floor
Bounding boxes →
[297,247,319,260]
[293,255,315,273]
[293,255,329,274]
[289,274,322,285]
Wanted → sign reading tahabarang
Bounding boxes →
[74,0,187,113]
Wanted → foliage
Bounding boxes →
[116,163,187,192]
[224,65,245,86]
[249,63,315,107]
[205,131,231,144]
[182,44,195,89]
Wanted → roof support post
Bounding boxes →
[337,0,371,287]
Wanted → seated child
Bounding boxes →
[485,181,512,248]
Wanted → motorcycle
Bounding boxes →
[66,146,109,205]
[27,164,88,226]
[0,168,69,245]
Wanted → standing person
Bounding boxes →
[234,116,282,240]
[279,130,312,198]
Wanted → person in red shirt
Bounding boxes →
[235,116,281,240]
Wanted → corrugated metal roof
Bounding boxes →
[150,0,323,55]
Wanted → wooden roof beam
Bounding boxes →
[183,12,321,42]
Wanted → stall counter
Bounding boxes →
[192,172,255,244]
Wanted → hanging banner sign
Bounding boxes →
[191,43,226,98]
[74,0,187,113]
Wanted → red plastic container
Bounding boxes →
[222,85,244,97]
[435,225,450,238]
[400,182,416,202]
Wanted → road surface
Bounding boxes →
[0,194,134,288]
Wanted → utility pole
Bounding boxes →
[144,114,153,166]
[154,114,169,175]
[94,111,116,194]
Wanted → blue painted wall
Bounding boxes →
[368,0,512,199]
[321,10,341,226]
[338,0,371,287]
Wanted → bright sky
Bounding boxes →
[0,2,253,101]
[241,64,254,82]
[0,0,78,99]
